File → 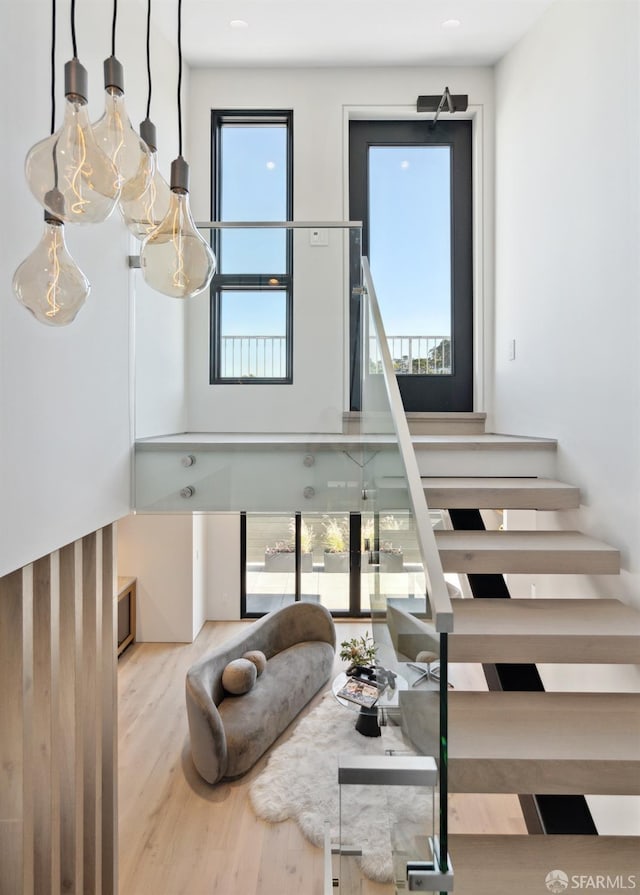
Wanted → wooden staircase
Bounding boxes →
[406,419,640,890]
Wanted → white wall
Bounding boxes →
[494,0,640,836]
[494,0,640,609]
[133,61,189,440]
[186,66,494,433]
[0,0,178,576]
[117,514,195,642]
[203,513,242,620]
[133,279,187,439]
[117,513,240,639]
[192,513,206,636]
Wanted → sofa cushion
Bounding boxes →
[222,658,257,695]
[219,640,334,778]
[243,649,267,676]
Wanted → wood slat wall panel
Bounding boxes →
[59,543,79,894]
[73,541,84,893]
[33,556,53,895]
[0,527,117,895]
[82,532,100,895]
[22,564,34,895]
[50,551,61,895]
[101,525,117,895]
[0,570,24,895]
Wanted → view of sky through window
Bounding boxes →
[369,146,452,339]
[220,124,287,276]
[221,290,286,337]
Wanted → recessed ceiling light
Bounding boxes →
[266,161,276,170]
[230,19,249,29]
[442,18,461,29]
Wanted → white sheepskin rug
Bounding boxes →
[249,692,434,883]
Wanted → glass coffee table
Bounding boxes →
[332,669,408,737]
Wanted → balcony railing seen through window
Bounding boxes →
[219,333,451,379]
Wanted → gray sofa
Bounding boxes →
[186,602,336,784]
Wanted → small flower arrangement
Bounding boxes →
[339,631,377,668]
[379,540,402,556]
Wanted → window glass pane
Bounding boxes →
[299,514,351,612]
[246,515,296,614]
[219,290,287,378]
[220,124,287,274]
[369,146,452,375]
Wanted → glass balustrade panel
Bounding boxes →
[360,256,451,887]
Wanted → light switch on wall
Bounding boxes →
[309,228,329,246]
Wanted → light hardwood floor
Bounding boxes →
[118,620,526,895]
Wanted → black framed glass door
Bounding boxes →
[349,119,473,412]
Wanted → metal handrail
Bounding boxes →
[195,220,363,229]
[361,257,453,633]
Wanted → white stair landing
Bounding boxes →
[449,835,640,895]
[434,530,620,575]
[449,598,640,664]
[423,476,580,510]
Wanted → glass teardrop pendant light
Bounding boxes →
[121,118,171,240]
[140,157,215,297]
[120,0,171,240]
[92,0,154,206]
[25,56,121,224]
[13,212,91,326]
[140,0,215,298]
[14,0,91,326]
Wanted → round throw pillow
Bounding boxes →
[222,658,257,695]
[243,649,267,677]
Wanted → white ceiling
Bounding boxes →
[149,0,556,69]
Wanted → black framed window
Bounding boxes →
[211,111,293,383]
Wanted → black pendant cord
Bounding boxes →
[111,0,118,57]
[70,0,78,57]
[145,0,152,118]
[50,0,56,133]
[177,0,183,156]
[51,0,60,191]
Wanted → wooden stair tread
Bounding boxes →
[449,835,640,893]
[449,598,640,663]
[434,530,620,574]
[399,691,640,794]
[423,476,580,509]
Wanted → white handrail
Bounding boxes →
[361,257,453,633]
[195,220,362,229]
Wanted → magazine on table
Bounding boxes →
[337,677,383,709]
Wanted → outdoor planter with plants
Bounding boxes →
[379,541,404,572]
[379,515,404,570]
[322,517,349,573]
[264,519,314,572]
